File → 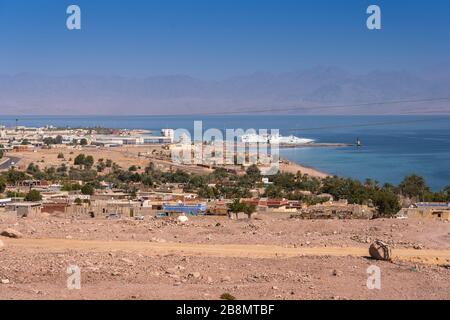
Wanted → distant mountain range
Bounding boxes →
[1,66,449,115]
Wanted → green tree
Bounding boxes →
[372,189,401,217]
[5,169,27,185]
[0,176,6,193]
[245,164,261,183]
[399,175,429,200]
[227,199,244,219]
[84,155,94,169]
[243,203,257,219]
[263,185,284,198]
[80,138,88,146]
[43,137,55,146]
[55,135,63,144]
[74,154,86,166]
[26,163,40,175]
[81,184,95,196]
[25,190,42,202]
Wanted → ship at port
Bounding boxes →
[240,133,314,145]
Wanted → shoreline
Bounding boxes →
[279,158,330,179]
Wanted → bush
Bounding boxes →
[25,190,42,202]
[220,293,236,300]
[57,153,64,159]
[0,177,6,193]
[74,154,86,166]
[81,184,95,196]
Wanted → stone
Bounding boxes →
[332,269,343,277]
[120,258,135,265]
[1,228,23,239]
[177,216,189,224]
[369,240,392,261]
[1,279,10,284]
[189,272,201,279]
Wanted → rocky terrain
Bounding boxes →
[1,213,450,300]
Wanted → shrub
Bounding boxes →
[220,293,236,300]
[25,190,42,202]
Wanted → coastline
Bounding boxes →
[279,158,329,179]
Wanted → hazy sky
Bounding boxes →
[1,0,449,79]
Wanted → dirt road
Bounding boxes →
[4,238,450,265]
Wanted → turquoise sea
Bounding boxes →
[1,115,449,191]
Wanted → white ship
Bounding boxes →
[241,133,314,145]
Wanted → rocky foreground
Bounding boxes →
[1,213,450,300]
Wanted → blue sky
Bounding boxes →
[0,0,449,79]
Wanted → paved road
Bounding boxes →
[4,238,450,265]
[0,156,21,170]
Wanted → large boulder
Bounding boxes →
[369,240,392,261]
[1,228,23,239]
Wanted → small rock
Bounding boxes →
[1,279,10,284]
[189,272,201,279]
[177,216,189,224]
[221,276,231,282]
[120,258,135,265]
[332,269,343,277]
[1,228,23,239]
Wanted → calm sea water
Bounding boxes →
[1,115,450,191]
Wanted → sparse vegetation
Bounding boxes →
[220,293,236,300]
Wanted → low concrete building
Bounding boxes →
[5,202,42,218]
[294,202,375,220]
[397,202,450,221]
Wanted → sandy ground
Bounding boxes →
[1,213,449,300]
[8,146,327,178]
[279,160,329,178]
[9,146,170,172]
